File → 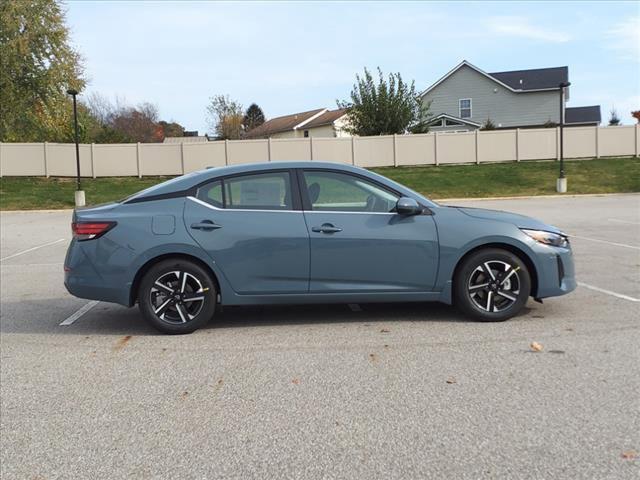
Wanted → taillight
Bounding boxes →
[72,221,116,241]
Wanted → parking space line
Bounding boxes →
[570,235,640,250]
[608,218,640,225]
[0,238,66,262]
[578,282,639,302]
[60,301,100,326]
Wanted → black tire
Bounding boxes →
[138,259,216,334]
[453,248,531,322]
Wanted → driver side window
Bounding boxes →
[303,171,399,213]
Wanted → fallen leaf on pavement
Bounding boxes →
[530,341,543,352]
[292,378,300,384]
[621,450,637,460]
[446,377,456,384]
[380,329,390,333]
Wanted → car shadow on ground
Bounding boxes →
[0,299,530,336]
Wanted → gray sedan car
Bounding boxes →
[64,161,575,334]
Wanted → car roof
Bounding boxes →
[204,161,358,176]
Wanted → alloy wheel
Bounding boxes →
[467,260,521,313]
[150,271,207,324]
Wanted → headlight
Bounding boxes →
[521,229,569,247]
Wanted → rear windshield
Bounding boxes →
[119,171,203,203]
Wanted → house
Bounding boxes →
[244,108,350,139]
[163,131,211,143]
[420,60,601,132]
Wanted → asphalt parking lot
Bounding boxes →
[1,194,639,479]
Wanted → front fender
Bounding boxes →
[436,234,542,304]
[431,206,544,304]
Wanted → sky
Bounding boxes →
[65,1,640,134]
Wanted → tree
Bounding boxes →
[609,108,621,126]
[631,111,640,124]
[81,94,179,143]
[206,95,244,139]
[337,67,429,136]
[480,118,496,130]
[243,103,265,133]
[0,0,85,141]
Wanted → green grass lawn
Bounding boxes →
[373,157,639,199]
[0,157,638,210]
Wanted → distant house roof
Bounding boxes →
[489,66,568,91]
[301,109,348,129]
[163,135,209,143]
[244,108,326,138]
[420,60,568,97]
[565,106,601,125]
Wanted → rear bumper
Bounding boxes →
[535,245,576,299]
[64,239,131,306]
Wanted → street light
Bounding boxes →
[557,81,571,193]
[66,88,85,206]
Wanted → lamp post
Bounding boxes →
[66,88,85,206]
[556,81,571,193]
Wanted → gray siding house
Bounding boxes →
[420,61,601,132]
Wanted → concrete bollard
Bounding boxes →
[556,178,567,193]
[75,190,86,207]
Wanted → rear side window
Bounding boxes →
[196,180,223,207]
[225,172,292,210]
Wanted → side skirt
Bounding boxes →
[221,291,448,306]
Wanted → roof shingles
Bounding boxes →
[489,66,568,91]
[244,108,325,138]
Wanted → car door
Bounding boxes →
[184,170,310,294]
[299,169,438,293]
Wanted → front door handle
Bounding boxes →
[191,220,222,231]
[312,223,343,234]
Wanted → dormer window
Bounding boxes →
[459,99,472,119]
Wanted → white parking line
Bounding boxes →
[608,218,640,225]
[0,238,66,262]
[59,301,100,326]
[578,282,639,302]
[570,235,640,250]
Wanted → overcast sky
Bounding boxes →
[66,1,639,134]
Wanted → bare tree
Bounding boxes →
[206,94,244,139]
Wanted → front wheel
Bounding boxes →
[138,259,216,334]
[453,248,531,322]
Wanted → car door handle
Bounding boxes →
[312,223,343,234]
[190,220,222,231]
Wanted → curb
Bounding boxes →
[436,192,639,202]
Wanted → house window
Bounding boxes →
[303,130,309,137]
[459,99,472,119]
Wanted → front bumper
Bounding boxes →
[534,244,576,299]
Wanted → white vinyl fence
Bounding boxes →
[0,125,638,177]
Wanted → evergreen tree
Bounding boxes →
[243,103,265,133]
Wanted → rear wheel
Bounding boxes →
[454,248,531,322]
[138,259,216,334]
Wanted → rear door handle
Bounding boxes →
[191,220,222,231]
[311,223,343,234]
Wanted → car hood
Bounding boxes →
[455,207,563,233]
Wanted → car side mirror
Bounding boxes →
[395,197,422,215]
